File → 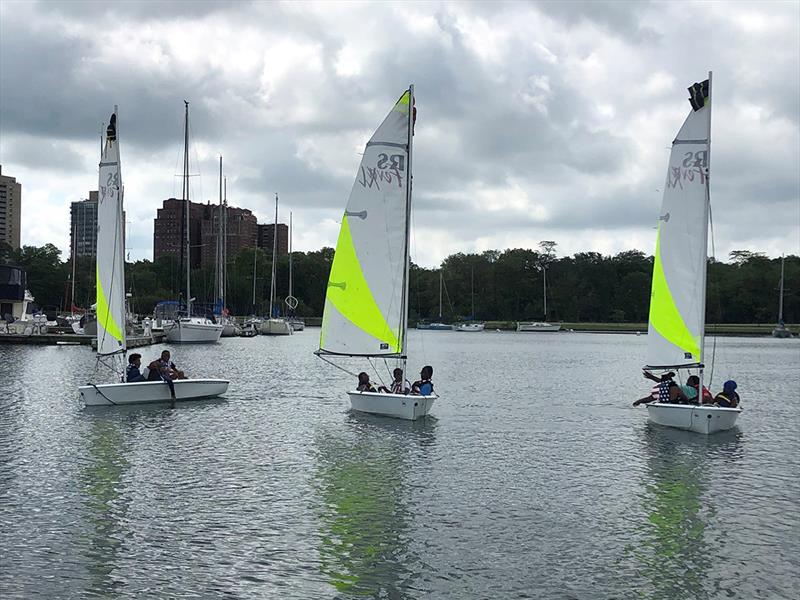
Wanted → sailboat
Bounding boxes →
[217,160,237,337]
[417,270,453,330]
[517,261,560,332]
[259,194,292,335]
[315,86,436,420]
[165,101,224,344]
[772,256,793,338]
[453,266,484,331]
[285,211,305,332]
[79,109,229,406]
[639,73,741,434]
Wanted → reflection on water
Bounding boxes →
[81,418,130,596]
[313,414,437,597]
[629,425,744,600]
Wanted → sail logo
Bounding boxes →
[667,151,708,190]
[358,153,405,190]
[100,172,119,200]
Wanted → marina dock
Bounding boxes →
[0,332,165,347]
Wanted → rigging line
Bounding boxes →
[708,202,719,389]
[317,353,360,378]
[368,357,387,388]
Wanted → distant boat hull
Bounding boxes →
[220,322,238,337]
[288,318,305,332]
[453,323,484,332]
[79,378,229,406]
[772,325,793,338]
[348,390,436,420]
[260,318,292,335]
[646,403,741,434]
[165,319,223,343]
[416,322,452,330]
[516,321,561,332]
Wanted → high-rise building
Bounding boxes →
[0,165,22,249]
[154,198,258,269]
[70,191,98,258]
[257,223,288,259]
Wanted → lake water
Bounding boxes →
[1,331,798,599]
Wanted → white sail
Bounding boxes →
[319,89,414,356]
[96,110,126,356]
[646,78,711,368]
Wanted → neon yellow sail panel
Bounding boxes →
[319,88,412,356]
[96,264,124,344]
[648,228,701,362]
[323,216,400,353]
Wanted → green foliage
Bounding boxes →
[2,243,797,324]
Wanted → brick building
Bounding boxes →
[257,223,288,259]
[0,165,22,249]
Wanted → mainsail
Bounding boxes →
[96,110,126,356]
[319,89,414,356]
[646,77,712,369]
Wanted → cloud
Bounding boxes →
[0,0,797,269]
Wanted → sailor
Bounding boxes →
[356,372,376,392]
[411,366,434,396]
[125,353,146,382]
[378,368,411,394]
[633,371,677,406]
[714,380,740,408]
[147,350,186,381]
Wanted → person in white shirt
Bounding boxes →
[379,368,411,394]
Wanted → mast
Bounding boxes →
[223,177,227,311]
[252,246,257,314]
[70,221,77,315]
[217,155,223,311]
[778,255,785,324]
[543,266,547,320]
[182,100,191,317]
[288,211,293,303]
[438,270,442,319]
[269,193,278,318]
[470,266,475,319]
[699,71,712,365]
[400,84,414,358]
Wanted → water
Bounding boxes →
[1,332,798,599]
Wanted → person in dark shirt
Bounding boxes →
[356,372,376,392]
[147,350,186,381]
[714,380,740,408]
[411,365,434,396]
[125,353,146,382]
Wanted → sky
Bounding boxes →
[1,0,798,267]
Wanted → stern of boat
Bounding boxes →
[348,390,436,420]
[646,403,741,434]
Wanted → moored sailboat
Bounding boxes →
[78,109,229,406]
[772,256,793,338]
[165,101,223,344]
[638,73,740,434]
[315,86,435,420]
[259,194,292,336]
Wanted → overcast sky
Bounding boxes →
[1,0,798,267]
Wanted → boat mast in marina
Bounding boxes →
[259,194,292,335]
[773,255,793,338]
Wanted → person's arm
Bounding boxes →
[643,371,660,383]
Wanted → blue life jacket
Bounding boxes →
[419,382,433,396]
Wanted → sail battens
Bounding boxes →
[95,110,127,356]
[646,77,711,369]
[319,89,413,356]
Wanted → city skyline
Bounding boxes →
[0,1,797,267]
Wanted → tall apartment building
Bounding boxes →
[257,223,288,259]
[0,165,22,249]
[70,191,98,258]
[154,198,258,269]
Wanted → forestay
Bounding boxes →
[96,110,127,356]
[646,79,711,369]
[319,90,413,356]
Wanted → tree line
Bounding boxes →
[1,241,796,324]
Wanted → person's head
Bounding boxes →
[723,380,737,393]
[420,365,433,380]
[161,350,171,361]
[358,372,369,385]
[393,368,403,381]
[687,375,700,388]
[660,371,676,382]
[128,353,141,366]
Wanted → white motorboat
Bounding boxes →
[453,322,485,332]
[637,73,740,434]
[348,390,437,421]
[316,86,435,420]
[80,378,229,406]
[165,317,223,343]
[260,318,292,335]
[417,322,452,330]
[79,107,229,407]
[288,318,305,331]
[516,321,561,332]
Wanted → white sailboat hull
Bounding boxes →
[646,403,741,434]
[165,319,223,343]
[453,323,484,332]
[516,321,561,332]
[260,318,292,336]
[288,319,305,332]
[220,323,238,337]
[348,390,436,420]
[79,379,229,406]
